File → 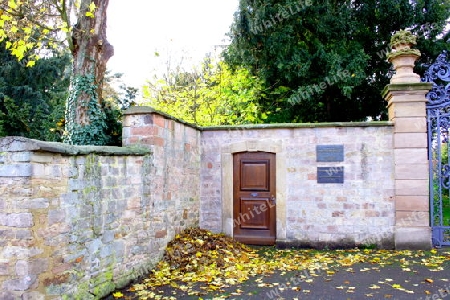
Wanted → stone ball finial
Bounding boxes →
[387,30,421,83]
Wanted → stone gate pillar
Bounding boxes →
[382,30,433,249]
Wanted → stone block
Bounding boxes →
[396,179,428,196]
[388,101,426,118]
[395,226,431,250]
[394,117,426,133]
[28,258,49,275]
[395,163,428,180]
[30,153,53,163]
[48,209,65,225]
[11,152,30,162]
[17,198,49,210]
[396,195,428,211]
[394,148,427,165]
[131,126,159,136]
[0,291,16,300]
[7,213,33,228]
[0,213,7,226]
[0,164,32,177]
[2,275,36,291]
[0,261,9,275]
[22,292,45,300]
[396,211,429,226]
[155,229,167,238]
[393,132,427,148]
[15,260,29,276]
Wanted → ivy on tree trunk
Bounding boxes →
[63,0,114,145]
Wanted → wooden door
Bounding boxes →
[233,152,276,245]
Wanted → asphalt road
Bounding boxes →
[105,249,450,300]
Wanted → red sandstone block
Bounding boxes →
[153,115,166,127]
[52,262,72,275]
[141,136,165,147]
[155,229,167,238]
[365,210,381,217]
[128,137,139,144]
[131,126,159,136]
[307,173,316,180]
[332,211,344,217]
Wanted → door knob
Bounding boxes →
[270,195,276,204]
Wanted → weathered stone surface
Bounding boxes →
[7,213,33,228]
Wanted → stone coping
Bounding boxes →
[381,82,433,98]
[0,136,151,155]
[124,106,394,131]
[203,121,393,131]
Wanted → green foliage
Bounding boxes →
[143,58,270,126]
[225,0,450,122]
[0,42,70,140]
[102,72,138,146]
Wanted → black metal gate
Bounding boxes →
[424,50,450,247]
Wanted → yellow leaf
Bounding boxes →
[26,60,35,67]
[392,284,401,289]
[425,278,434,283]
[85,11,94,18]
[89,2,97,11]
[8,0,17,9]
[112,291,123,298]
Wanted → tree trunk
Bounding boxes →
[64,0,114,145]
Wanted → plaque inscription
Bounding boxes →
[317,166,344,184]
[316,145,344,162]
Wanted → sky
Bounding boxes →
[107,0,239,89]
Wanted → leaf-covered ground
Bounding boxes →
[108,228,450,300]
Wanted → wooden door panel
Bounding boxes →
[233,152,276,245]
[239,198,271,230]
[240,161,269,191]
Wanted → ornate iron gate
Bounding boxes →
[424,50,450,247]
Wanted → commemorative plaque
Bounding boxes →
[317,166,344,184]
[316,145,344,162]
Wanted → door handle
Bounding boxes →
[270,195,276,204]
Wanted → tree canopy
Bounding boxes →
[0,0,114,145]
[224,0,450,122]
[143,57,269,126]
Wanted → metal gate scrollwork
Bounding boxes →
[423,50,450,247]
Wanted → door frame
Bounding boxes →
[221,139,286,244]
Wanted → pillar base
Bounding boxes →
[395,227,432,250]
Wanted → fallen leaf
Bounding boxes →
[112,291,123,298]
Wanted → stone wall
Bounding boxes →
[0,135,200,299]
[0,101,431,298]
[200,123,396,248]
